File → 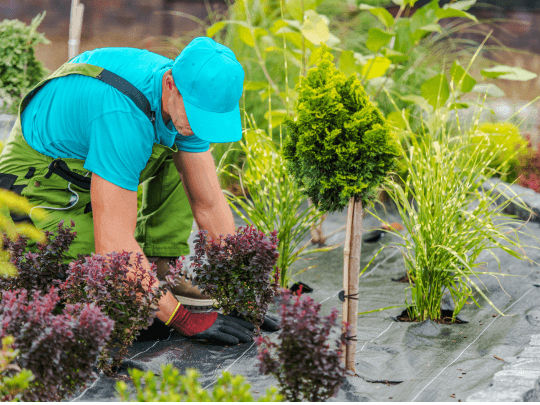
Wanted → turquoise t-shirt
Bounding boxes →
[21,47,210,191]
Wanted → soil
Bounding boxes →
[395,308,469,325]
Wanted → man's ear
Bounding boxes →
[165,71,175,92]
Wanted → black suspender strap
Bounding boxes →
[95,69,156,125]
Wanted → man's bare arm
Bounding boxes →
[172,149,236,244]
[90,173,179,322]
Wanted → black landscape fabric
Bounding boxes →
[67,200,540,402]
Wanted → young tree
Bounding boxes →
[283,45,400,370]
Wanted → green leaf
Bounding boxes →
[236,25,268,47]
[206,21,226,38]
[244,81,270,91]
[339,50,357,78]
[387,110,409,129]
[400,95,433,113]
[360,57,392,80]
[270,19,290,34]
[421,74,450,109]
[394,19,413,54]
[418,23,441,33]
[481,65,538,81]
[382,48,408,63]
[471,83,505,98]
[300,10,330,46]
[370,7,395,28]
[436,8,477,21]
[445,0,476,11]
[449,102,470,109]
[450,60,476,93]
[264,109,290,127]
[286,0,324,21]
[366,28,395,52]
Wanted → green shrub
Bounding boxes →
[283,45,400,213]
[0,13,49,115]
[472,122,529,183]
[116,364,282,402]
[0,336,34,401]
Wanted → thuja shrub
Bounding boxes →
[116,364,282,402]
[1,220,77,294]
[61,251,181,374]
[0,336,34,401]
[256,289,348,401]
[0,287,113,401]
[190,225,280,330]
[283,45,400,213]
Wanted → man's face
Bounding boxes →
[167,81,195,137]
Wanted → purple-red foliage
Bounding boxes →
[60,251,181,375]
[190,225,280,330]
[0,220,77,294]
[0,287,113,402]
[516,135,540,193]
[256,289,348,402]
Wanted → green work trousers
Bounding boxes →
[0,62,194,262]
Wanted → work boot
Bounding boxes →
[149,257,217,310]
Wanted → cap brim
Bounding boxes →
[182,99,243,143]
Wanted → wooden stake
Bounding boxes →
[346,197,363,371]
[341,196,355,364]
[68,0,84,60]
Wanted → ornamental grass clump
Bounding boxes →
[190,225,280,330]
[376,122,538,322]
[60,251,181,375]
[116,364,282,402]
[0,287,113,401]
[256,289,348,402]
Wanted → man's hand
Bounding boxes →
[166,303,254,345]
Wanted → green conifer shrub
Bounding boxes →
[283,45,400,213]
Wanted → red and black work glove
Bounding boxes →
[165,303,254,345]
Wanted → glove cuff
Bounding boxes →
[168,302,218,337]
[165,302,182,326]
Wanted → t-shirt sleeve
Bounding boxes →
[174,133,210,153]
[84,111,153,191]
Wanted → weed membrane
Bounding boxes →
[68,203,540,402]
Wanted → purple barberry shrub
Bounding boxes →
[256,289,348,401]
[0,287,113,401]
[60,251,182,375]
[0,220,77,294]
[190,225,280,331]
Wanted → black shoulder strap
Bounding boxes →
[95,69,156,125]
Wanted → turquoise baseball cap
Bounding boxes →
[171,37,245,143]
